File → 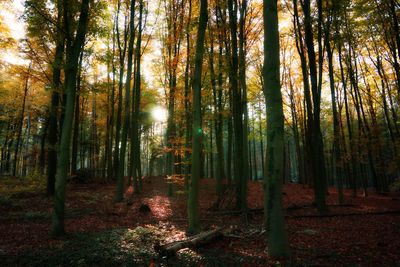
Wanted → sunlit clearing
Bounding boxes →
[151,106,168,122]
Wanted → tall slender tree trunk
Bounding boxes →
[13,64,31,177]
[39,117,49,174]
[131,0,144,193]
[209,27,223,195]
[184,0,192,190]
[106,32,115,180]
[71,51,84,174]
[115,0,136,202]
[113,1,128,180]
[263,0,290,258]
[338,41,357,196]
[326,24,344,204]
[47,0,64,195]
[293,0,314,187]
[216,18,225,183]
[52,0,91,236]
[228,0,246,211]
[252,128,258,180]
[227,111,233,183]
[0,120,11,174]
[258,102,265,178]
[188,0,207,234]
[165,0,184,195]
[238,0,248,210]
[301,0,327,212]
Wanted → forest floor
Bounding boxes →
[0,175,400,266]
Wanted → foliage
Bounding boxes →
[0,174,45,196]
[0,228,161,267]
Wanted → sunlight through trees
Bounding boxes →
[0,0,399,263]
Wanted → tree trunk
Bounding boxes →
[209,28,223,195]
[301,0,327,212]
[113,0,128,180]
[252,121,258,180]
[39,116,49,174]
[157,227,223,257]
[188,0,207,234]
[52,0,91,236]
[47,0,64,194]
[239,0,249,209]
[228,0,246,211]
[184,0,192,190]
[71,51,83,174]
[263,0,290,258]
[115,0,136,202]
[326,25,344,204]
[131,0,144,194]
[293,0,314,187]
[13,64,31,177]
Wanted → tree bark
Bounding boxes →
[188,0,208,234]
[131,0,144,194]
[47,0,64,195]
[228,0,246,211]
[263,0,290,258]
[115,0,136,202]
[113,0,128,180]
[301,0,327,212]
[13,64,31,177]
[52,0,91,236]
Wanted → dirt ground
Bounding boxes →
[0,176,399,266]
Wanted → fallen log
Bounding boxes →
[156,227,224,257]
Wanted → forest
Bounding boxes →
[0,0,399,265]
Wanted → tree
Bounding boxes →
[52,0,91,236]
[47,0,64,195]
[324,2,344,203]
[292,0,327,212]
[188,0,208,235]
[12,63,31,177]
[130,0,144,194]
[228,0,246,211]
[263,0,290,258]
[115,0,136,202]
[113,0,128,181]
[162,0,186,196]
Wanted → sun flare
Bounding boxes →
[151,106,168,122]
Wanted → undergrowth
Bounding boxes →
[0,172,45,197]
[0,225,269,266]
[0,227,161,267]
